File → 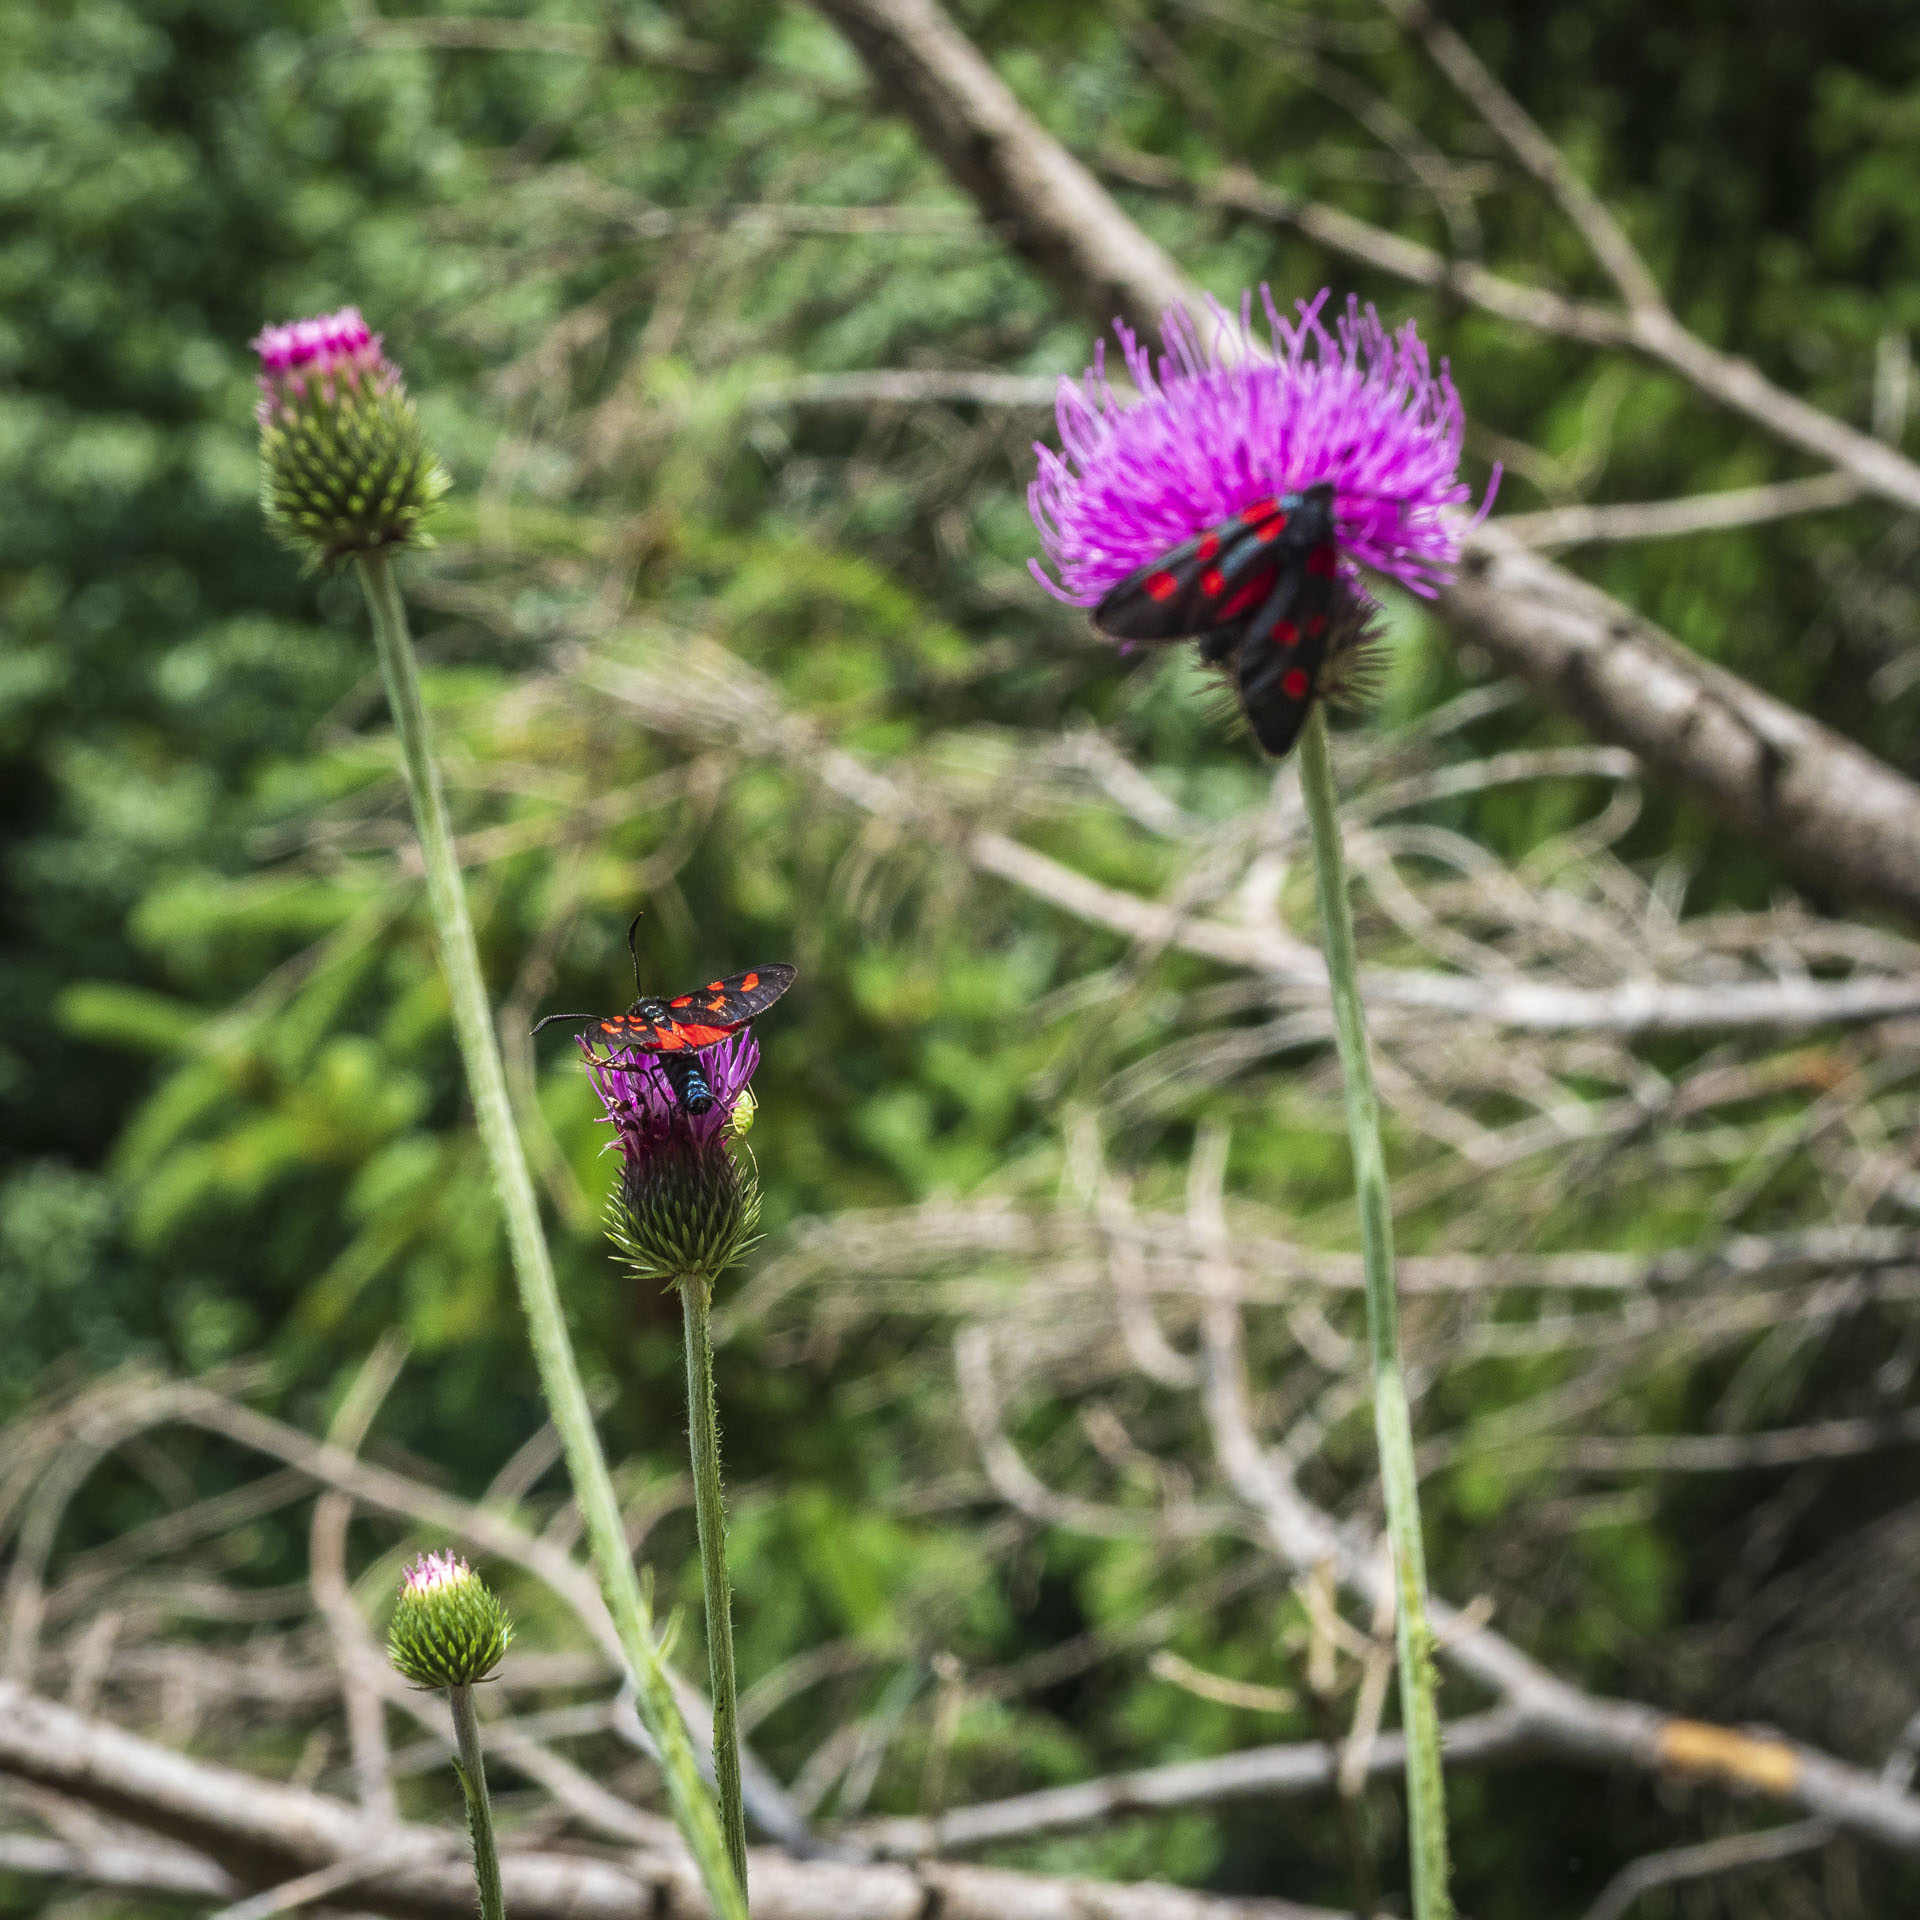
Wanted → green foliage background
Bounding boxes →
[6,0,1920,1914]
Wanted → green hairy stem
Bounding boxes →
[355,553,748,1920]
[1296,706,1453,1920]
[681,1273,749,1891]
[448,1685,506,1920]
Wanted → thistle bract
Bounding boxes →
[388,1551,512,1689]
[253,306,449,565]
[1030,288,1487,609]
[585,1031,763,1286]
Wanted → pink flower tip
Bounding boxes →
[250,305,400,426]
[251,306,378,373]
[400,1550,471,1598]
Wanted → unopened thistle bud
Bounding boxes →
[252,306,449,565]
[388,1551,513,1689]
[583,1031,763,1287]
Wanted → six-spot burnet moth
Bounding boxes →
[533,914,795,1114]
[1091,483,1372,760]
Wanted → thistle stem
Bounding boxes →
[680,1273,748,1891]
[448,1685,506,1920]
[1295,706,1452,1920]
[355,553,747,1920]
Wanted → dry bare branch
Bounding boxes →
[849,1710,1527,1857]
[0,1683,1351,1920]
[1496,474,1865,550]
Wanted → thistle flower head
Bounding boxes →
[584,1031,763,1286]
[252,305,449,565]
[1030,288,1489,610]
[388,1551,512,1689]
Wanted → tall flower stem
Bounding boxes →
[354,553,747,1920]
[447,1685,506,1920]
[680,1273,748,1891]
[1295,705,1452,1920]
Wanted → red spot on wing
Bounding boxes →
[741,972,760,990]
[599,1021,619,1034]
[706,981,724,992]
[706,996,728,1011]
[672,1023,734,1047]
[1253,517,1283,543]
[1200,567,1225,597]
[1281,668,1311,699]
[1219,571,1276,620]
[1197,533,1221,560]
[1272,621,1299,647]
[1145,570,1179,602]
[669,995,694,1008]
[651,1028,689,1051]
[1306,545,1337,578]
[1307,614,1326,637]
[1238,497,1279,525]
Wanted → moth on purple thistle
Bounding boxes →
[1029,288,1495,759]
[547,919,794,1285]
[533,914,795,1117]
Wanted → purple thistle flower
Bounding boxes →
[581,1031,763,1284]
[582,1029,761,1157]
[1030,288,1490,609]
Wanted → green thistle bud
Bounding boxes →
[388,1552,512,1690]
[605,1134,761,1288]
[252,307,449,566]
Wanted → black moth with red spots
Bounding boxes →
[1092,482,1354,760]
[535,962,796,1114]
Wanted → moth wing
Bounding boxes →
[664,1023,736,1048]
[715,962,797,1021]
[1092,509,1279,643]
[1231,541,1340,760]
[660,963,798,1034]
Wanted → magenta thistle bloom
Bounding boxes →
[584,1031,762,1284]
[1030,289,1486,608]
[251,304,448,564]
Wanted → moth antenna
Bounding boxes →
[531,1012,596,1035]
[626,908,646,994]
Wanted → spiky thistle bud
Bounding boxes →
[252,306,449,566]
[583,1031,763,1287]
[388,1551,513,1689]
